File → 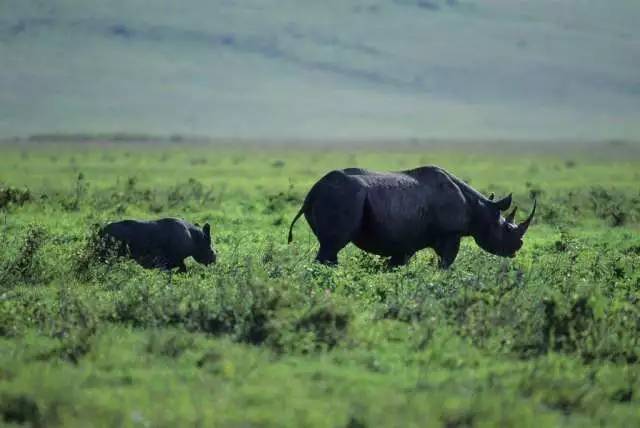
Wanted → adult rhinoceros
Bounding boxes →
[288,166,535,268]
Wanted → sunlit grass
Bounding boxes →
[0,140,639,427]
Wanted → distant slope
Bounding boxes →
[1,0,639,140]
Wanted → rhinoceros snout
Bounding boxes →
[204,252,216,265]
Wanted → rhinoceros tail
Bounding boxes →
[288,205,306,244]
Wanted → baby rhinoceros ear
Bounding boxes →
[203,223,211,240]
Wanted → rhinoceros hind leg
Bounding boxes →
[308,174,367,266]
[316,246,340,265]
[313,216,363,265]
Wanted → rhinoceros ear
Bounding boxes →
[203,223,211,238]
[492,193,512,211]
[488,192,495,201]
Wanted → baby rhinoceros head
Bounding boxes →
[193,223,217,266]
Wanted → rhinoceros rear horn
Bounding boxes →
[492,193,512,211]
[505,206,518,223]
[518,200,536,235]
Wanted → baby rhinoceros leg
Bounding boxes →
[155,257,186,273]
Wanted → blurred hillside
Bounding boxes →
[1,0,638,141]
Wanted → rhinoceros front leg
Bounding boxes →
[387,253,414,268]
[434,236,460,269]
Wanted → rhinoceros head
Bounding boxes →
[193,223,217,265]
[472,194,536,258]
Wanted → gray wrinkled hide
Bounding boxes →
[100,218,216,272]
[289,166,533,268]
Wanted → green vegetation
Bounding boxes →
[3,1,640,140]
[1,140,639,427]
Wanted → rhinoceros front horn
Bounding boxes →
[518,199,537,235]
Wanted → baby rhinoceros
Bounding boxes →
[99,218,216,272]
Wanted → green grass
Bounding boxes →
[1,140,639,427]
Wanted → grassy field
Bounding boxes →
[3,1,640,140]
[1,139,640,427]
